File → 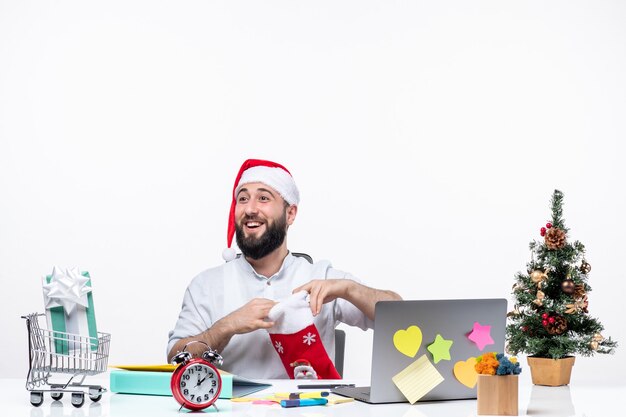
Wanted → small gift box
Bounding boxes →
[475,353,521,416]
[42,267,99,354]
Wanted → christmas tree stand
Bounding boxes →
[477,375,519,416]
[527,356,575,386]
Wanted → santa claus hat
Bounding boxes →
[222,159,300,261]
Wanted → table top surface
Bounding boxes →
[1,371,624,417]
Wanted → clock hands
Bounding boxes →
[197,375,208,387]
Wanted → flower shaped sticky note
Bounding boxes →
[393,325,423,358]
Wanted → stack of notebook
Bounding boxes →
[109,365,271,399]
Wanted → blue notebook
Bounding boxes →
[109,368,271,399]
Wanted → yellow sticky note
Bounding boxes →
[231,396,281,403]
[453,357,478,388]
[393,325,423,358]
[392,354,444,404]
[109,364,177,372]
[326,394,355,405]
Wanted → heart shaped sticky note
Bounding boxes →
[453,357,478,388]
[393,325,423,358]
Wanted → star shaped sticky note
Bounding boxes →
[427,334,453,363]
[467,322,494,351]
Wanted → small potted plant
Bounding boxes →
[475,352,522,416]
[506,190,616,386]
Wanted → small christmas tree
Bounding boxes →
[506,190,617,359]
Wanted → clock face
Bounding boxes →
[176,362,220,408]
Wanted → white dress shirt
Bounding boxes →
[167,253,373,379]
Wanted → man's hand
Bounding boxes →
[293,279,351,316]
[166,297,277,364]
[293,279,402,320]
[221,298,277,334]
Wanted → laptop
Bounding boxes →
[333,298,507,404]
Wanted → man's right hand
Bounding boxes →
[221,298,277,335]
[166,297,277,363]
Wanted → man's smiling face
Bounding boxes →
[234,182,295,260]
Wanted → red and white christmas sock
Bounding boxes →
[267,291,341,379]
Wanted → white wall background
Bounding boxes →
[1,1,625,383]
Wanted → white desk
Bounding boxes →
[1,372,624,417]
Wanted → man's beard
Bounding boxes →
[235,212,287,260]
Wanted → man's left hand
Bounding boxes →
[292,279,351,316]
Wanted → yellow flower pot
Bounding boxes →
[527,356,575,386]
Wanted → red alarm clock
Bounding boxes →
[170,341,223,411]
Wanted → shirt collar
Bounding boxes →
[236,251,295,281]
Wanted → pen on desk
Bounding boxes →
[297,383,356,389]
[275,391,330,399]
[280,398,329,408]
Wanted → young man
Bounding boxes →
[167,159,401,378]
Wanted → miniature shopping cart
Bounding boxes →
[22,313,111,407]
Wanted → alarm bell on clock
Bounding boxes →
[170,341,224,411]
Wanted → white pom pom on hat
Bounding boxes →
[222,247,237,262]
[223,159,300,261]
